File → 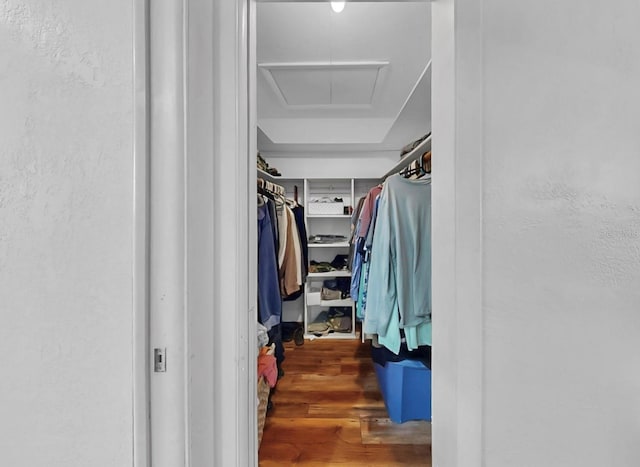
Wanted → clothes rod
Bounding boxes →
[257,177,286,197]
[382,134,432,180]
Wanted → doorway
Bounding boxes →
[255,1,432,465]
[140,0,484,466]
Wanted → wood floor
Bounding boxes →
[258,331,432,466]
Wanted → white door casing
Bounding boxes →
[431,1,484,466]
[133,0,151,464]
[137,0,257,465]
[148,0,188,465]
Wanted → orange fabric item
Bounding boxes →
[258,348,278,388]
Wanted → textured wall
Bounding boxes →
[0,1,134,465]
[481,1,640,465]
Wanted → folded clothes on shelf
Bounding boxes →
[309,261,335,273]
[308,196,343,203]
[257,152,281,176]
[309,254,350,273]
[400,133,430,157]
[308,234,349,244]
[330,254,349,270]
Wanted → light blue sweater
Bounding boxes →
[363,174,431,352]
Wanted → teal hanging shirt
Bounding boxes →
[363,174,432,353]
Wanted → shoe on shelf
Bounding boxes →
[321,287,342,301]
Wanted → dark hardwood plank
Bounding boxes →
[266,402,310,418]
[270,390,383,406]
[259,441,430,466]
[306,404,387,419]
[274,373,379,392]
[261,417,362,445]
[361,418,432,445]
[281,362,343,376]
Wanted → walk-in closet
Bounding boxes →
[255,2,433,465]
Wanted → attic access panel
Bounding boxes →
[259,62,389,108]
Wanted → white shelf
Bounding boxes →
[256,167,280,182]
[306,292,353,307]
[271,176,303,181]
[315,299,353,307]
[307,214,351,218]
[304,332,356,340]
[308,243,350,249]
[307,270,351,278]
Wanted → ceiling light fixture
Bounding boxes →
[331,1,345,13]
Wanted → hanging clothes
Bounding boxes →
[347,195,366,268]
[258,192,287,372]
[257,199,282,331]
[356,193,381,320]
[350,185,382,303]
[291,204,309,278]
[257,179,309,375]
[284,203,309,302]
[277,200,289,268]
[279,205,303,298]
[363,174,432,354]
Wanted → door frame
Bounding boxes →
[135,0,485,466]
[133,0,150,465]
[134,0,259,465]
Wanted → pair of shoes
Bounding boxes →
[293,327,304,346]
[328,316,352,333]
[321,287,342,300]
[282,327,293,342]
[307,321,330,334]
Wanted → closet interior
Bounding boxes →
[255,2,433,465]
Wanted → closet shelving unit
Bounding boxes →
[303,178,356,339]
[300,177,382,339]
[257,135,430,340]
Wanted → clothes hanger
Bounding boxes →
[401,151,432,179]
[416,151,432,180]
[421,151,431,174]
[403,160,422,178]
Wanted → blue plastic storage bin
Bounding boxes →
[373,359,432,423]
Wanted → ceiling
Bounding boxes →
[257,2,431,154]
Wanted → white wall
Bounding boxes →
[482,2,640,465]
[434,1,640,466]
[0,2,134,466]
